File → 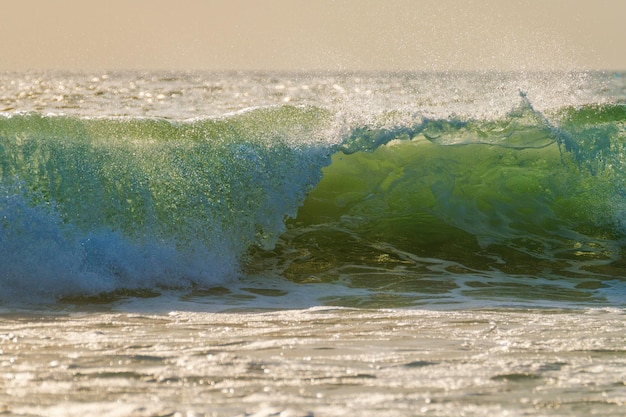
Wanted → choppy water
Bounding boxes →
[2,307,625,417]
[1,70,625,416]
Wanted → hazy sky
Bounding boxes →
[1,0,625,72]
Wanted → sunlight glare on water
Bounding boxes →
[1,306,625,417]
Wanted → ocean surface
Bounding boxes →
[1,71,625,416]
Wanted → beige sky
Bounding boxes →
[1,0,625,72]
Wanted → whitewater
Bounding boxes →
[1,71,625,416]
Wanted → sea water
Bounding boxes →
[0,71,625,416]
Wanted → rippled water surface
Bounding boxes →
[2,306,626,417]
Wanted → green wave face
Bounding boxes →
[268,103,626,298]
[0,107,331,249]
[0,107,333,298]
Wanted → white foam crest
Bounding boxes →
[0,182,236,303]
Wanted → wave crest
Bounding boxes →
[1,99,625,301]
